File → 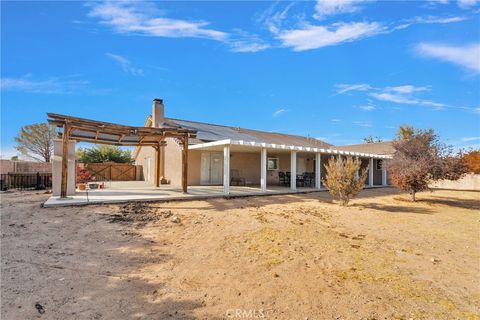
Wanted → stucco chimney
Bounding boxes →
[152,98,164,128]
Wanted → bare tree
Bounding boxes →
[322,156,368,206]
[15,123,55,162]
[388,127,467,201]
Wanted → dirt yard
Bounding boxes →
[1,188,479,319]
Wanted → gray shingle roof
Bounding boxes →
[166,118,333,149]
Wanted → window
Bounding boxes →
[376,159,383,170]
[267,157,279,170]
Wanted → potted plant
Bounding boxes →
[76,165,92,191]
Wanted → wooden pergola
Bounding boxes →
[47,113,197,198]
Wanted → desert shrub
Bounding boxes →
[322,156,368,206]
[76,165,92,184]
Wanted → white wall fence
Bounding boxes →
[430,174,480,191]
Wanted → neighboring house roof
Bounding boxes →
[166,118,333,149]
[338,141,395,155]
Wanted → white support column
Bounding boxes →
[369,158,374,187]
[260,148,267,192]
[315,152,321,189]
[290,151,297,191]
[223,145,230,195]
[382,160,387,186]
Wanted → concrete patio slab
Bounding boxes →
[43,181,326,207]
[43,181,388,207]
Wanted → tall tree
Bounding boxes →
[363,135,383,143]
[396,125,415,140]
[322,156,368,206]
[76,145,133,163]
[388,127,467,201]
[462,150,480,174]
[15,123,55,162]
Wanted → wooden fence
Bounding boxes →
[83,163,137,181]
[0,172,52,191]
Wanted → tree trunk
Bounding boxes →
[411,191,416,202]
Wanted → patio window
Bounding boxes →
[267,157,279,170]
[376,159,383,170]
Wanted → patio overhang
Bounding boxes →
[189,139,392,159]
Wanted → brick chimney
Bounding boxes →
[152,98,164,128]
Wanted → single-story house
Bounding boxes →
[133,99,392,194]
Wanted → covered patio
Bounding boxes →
[189,139,391,195]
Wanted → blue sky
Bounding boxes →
[1,0,480,159]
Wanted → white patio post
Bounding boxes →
[260,147,267,192]
[223,145,230,195]
[290,150,297,191]
[315,152,321,189]
[382,160,387,186]
[369,157,374,187]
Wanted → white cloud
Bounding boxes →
[353,121,372,127]
[277,22,382,51]
[106,53,144,76]
[0,75,89,94]
[228,30,271,53]
[426,0,480,8]
[88,1,227,41]
[313,0,366,20]
[358,104,375,111]
[335,83,372,94]
[230,41,270,53]
[385,85,429,94]
[460,136,480,142]
[415,42,480,73]
[330,119,342,122]
[474,107,480,113]
[335,83,465,110]
[272,109,288,117]
[457,0,480,8]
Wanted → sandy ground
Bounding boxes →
[1,188,479,320]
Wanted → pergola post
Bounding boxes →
[60,125,70,198]
[290,150,296,191]
[369,158,374,187]
[223,145,230,195]
[260,147,267,192]
[182,135,189,193]
[315,152,321,189]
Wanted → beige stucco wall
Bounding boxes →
[134,138,184,186]
[187,150,201,185]
[164,138,183,186]
[430,174,480,191]
[231,152,261,185]
[135,145,156,184]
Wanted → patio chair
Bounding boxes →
[230,169,246,186]
[278,171,287,186]
[285,172,291,186]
